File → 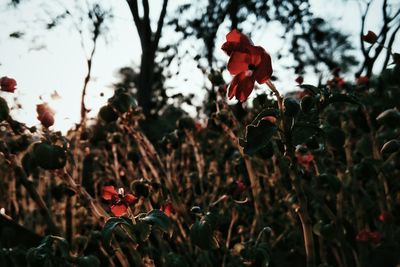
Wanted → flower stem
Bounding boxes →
[266,79,316,267]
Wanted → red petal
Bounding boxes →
[251,46,273,84]
[227,52,251,75]
[102,186,118,200]
[110,204,127,217]
[234,72,256,102]
[227,75,239,100]
[369,232,382,244]
[222,29,253,55]
[123,194,137,204]
[356,230,370,242]
[226,29,253,46]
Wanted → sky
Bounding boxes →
[0,0,398,133]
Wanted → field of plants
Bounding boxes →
[1,7,400,267]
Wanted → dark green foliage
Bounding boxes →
[0,97,10,122]
[98,105,118,123]
[240,120,277,155]
[33,143,67,170]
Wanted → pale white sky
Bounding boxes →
[0,0,398,132]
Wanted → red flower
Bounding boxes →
[356,229,382,245]
[296,152,314,171]
[0,76,17,93]
[327,76,345,88]
[102,186,137,217]
[356,230,371,242]
[36,103,55,128]
[356,75,369,86]
[234,180,246,195]
[369,231,382,244]
[362,31,377,44]
[195,122,203,132]
[378,211,391,222]
[295,76,304,85]
[161,201,174,217]
[222,29,273,102]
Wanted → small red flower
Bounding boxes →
[378,211,391,222]
[195,122,203,132]
[356,230,371,242]
[362,31,378,44]
[327,76,345,88]
[0,76,17,93]
[356,75,369,86]
[36,103,55,128]
[369,231,382,244]
[356,229,382,245]
[295,76,304,85]
[161,201,174,217]
[222,29,273,102]
[296,152,314,171]
[102,186,137,217]
[234,180,246,195]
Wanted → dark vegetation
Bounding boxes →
[1,0,400,266]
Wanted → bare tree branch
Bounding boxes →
[153,0,168,51]
[381,21,400,72]
[126,0,143,38]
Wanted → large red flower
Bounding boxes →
[102,186,137,217]
[0,76,17,93]
[222,29,273,102]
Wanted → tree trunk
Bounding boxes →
[138,48,155,116]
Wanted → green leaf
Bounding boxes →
[241,241,270,266]
[140,209,173,236]
[76,255,100,267]
[381,139,400,154]
[321,94,361,109]
[313,221,337,241]
[242,120,277,155]
[102,217,134,249]
[190,220,219,250]
[376,108,400,127]
[292,123,322,145]
[299,84,320,95]
[250,108,279,125]
[324,127,345,149]
[131,221,152,242]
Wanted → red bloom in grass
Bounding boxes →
[362,31,378,44]
[0,76,17,93]
[296,152,314,171]
[356,75,369,86]
[356,229,382,245]
[102,186,137,217]
[378,211,391,222]
[295,76,304,85]
[36,103,55,128]
[234,180,247,195]
[161,201,174,217]
[327,76,345,88]
[195,122,203,132]
[222,29,273,102]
